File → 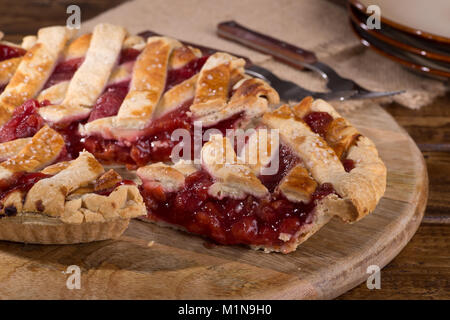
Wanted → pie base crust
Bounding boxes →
[0,213,129,244]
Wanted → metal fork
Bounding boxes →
[246,65,357,101]
[217,21,405,100]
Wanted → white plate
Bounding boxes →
[358,0,450,40]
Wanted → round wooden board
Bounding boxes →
[0,102,427,299]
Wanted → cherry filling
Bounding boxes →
[54,121,85,160]
[140,170,336,247]
[303,111,358,172]
[1,54,236,166]
[165,55,209,91]
[342,159,355,172]
[43,57,84,89]
[303,111,333,137]
[118,48,141,65]
[84,99,193,166]
[29,54,211,165]
[0,172,51,215]
[0,99,44,143]
[43,48,143,90]
[88,82,129,122]
[0,44,26,62]
[84,101,250,166]
[259,144,301,193]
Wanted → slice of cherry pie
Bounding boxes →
[0,126,145,243]
[137,98,386,253]
[0,24,385,250]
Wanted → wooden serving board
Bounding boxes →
[0,102,427,299]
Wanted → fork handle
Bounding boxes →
[217,20,318,70]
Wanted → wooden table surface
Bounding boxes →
[0,0,448,300]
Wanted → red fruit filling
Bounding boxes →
[84,99,194,166]
[88,82,129,122]
[259,144,300,193]
[77,55,211,164]
[0,44,26,62]
[0,99,44,143]
[303,111,333,137]
[140,170,336,247]
[1,54,240,167]
[83,97,247,166]
[54,121,85,160]
[119,48,141,65]
[342,158,355,172]
[43,48,142,90]
[165,55,209,91]
[43,57,84,89]
[85,55,208,123]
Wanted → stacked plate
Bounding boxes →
[348,0,450,80]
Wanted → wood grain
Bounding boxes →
[0,0,448,299]
[338,224,450,299]
[0,102,428,299]
[385,94,450,225]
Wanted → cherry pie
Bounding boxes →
[0,24,386,251]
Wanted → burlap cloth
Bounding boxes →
[81,0,448,110]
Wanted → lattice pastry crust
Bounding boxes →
[0,24,385,250]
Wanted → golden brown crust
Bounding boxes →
[62,24,126,110]
[325,117,360,159]
[0,126,65,180]
[202,134,269,199]
[190,53,245,118]
[63,33,92,59]
[80,37,182,139]
[197,78,279,126]
[155,74,198,118]
[0,138,32,161]
[107,62,134,85]
[277,165,317,203]
[344,136,387,221]
[115,37,181,129]
[0,151,146,244]
[19,151,145,224]
[0,190,24,215]
[137,162,188,192]
[238,128,279,175]
[23,151,104,216]
[169,46,202,69]
[20,35,37,50]
[263,101,386,223]
[0,26,73,125]
[303,98,386,221]
[0,57,21,86]
[40,161,71,175]
[93,169,123,192]
[263,104,346,184]
[38,104,91,124]
[37,80,69,104]
[123,35,145,50]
